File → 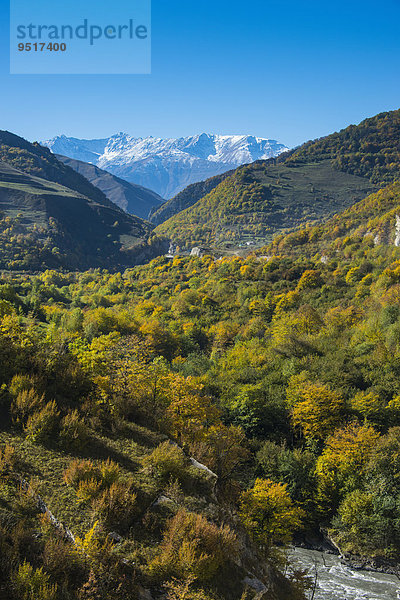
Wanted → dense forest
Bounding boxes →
[0,266,311,600]
[3,172,400,597]
[283,109,400,184]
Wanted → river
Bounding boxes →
[289,548,400,599]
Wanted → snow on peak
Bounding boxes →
[42,133,288,199]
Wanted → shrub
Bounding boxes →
[42,537,85,588]
[9,374,36,398]
[59,410,90,451]
[143,442,187,483]
[25,401,60,444]
[76,478,103,504]
[64,458,126,510]
[74,521,113,562]
[11,388,45,426]
[92,480,137,531]
[164,576,218,600]
[77,569,102,600]
[63,459,102,488]
[148,509,238,582]
[64,458,122,489]
[13,561,58,600]
[98,459,121,487]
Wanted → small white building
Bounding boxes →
[190,246,210,257]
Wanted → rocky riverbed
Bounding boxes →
[289,547,400,600]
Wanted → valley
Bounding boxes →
[1,109,400,600]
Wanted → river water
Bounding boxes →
[289,548,400,599]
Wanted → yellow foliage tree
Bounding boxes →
[315,423,380,513]
[112,358,220,444]
[350,390,385,422]
[296,270,322,291]
[286,373,344,440]
[239,479,303,548]
[272,305,323,346]
[166,374,221,443]
[69,332,120,375]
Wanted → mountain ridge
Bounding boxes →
[149,168,235,226]
[0,131,167,271]
[42,132,288,199]
[154,109,400,250]
[56,154,163,219]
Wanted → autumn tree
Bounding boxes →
[239,478,304,549]
[190,424,249,491]
[315,423,380,514]
[165,374,221,444]
[286,372,344,441]
[350,390,386,424]
[149,510,238,582]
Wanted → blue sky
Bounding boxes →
[1,0,400,147]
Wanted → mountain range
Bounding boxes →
[42,133,289,199]
[1,109,400,271]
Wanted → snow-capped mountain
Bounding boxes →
[41,133,289,199]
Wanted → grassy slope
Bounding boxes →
[260,182,400,258]
[155,108,400,249]
[0,422,166,536]
[155,161,376,249]
[0,136,169,270]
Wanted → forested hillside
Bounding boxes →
[3,176,400,597]
[261,181,400,258]
[282,108,400,185]
[0,267,310,600]
[0,133,168,271]
[149,169,234,225]
[155,109,400,249]
[155,161,375,249]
